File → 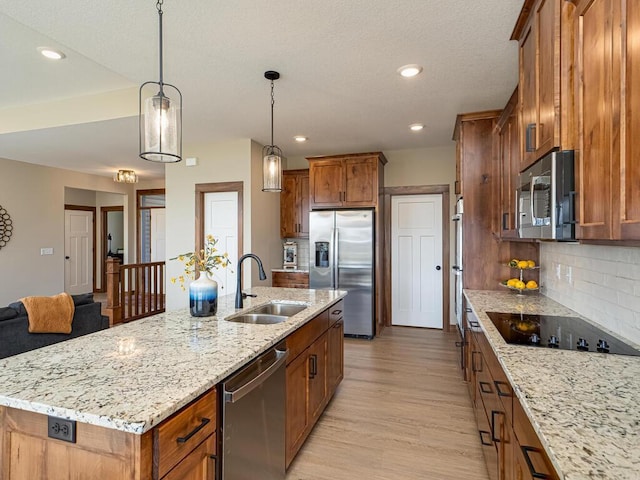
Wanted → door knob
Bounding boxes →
[65,256,70,260]
[435,265,441,270]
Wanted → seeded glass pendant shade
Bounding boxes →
[139,0,182,163]
[262,71,283,192]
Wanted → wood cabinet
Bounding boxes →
[575,0,640,240]
[453,111,539,290]
[0,389,218,480]
[284,300,344,468]
[326,305,344,395]
[308,153,386,209]
[280,169,309,238]
[496,88,520,239]
[272,271,309,288]
[513,0,575,170]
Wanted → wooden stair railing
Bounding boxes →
[105,257,166,325]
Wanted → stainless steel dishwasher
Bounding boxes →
[222,344,288,480]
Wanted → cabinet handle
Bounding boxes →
[494,380,511,397]
[208,454,217,480]
[309,354,317,378]
[521,445,552,479]
[479,430,493,446]
[502,212,509,231]
[479,381,493,394]
[468,320,479,328]
[331,309,342,316]
[525,123,536,152]
[491,410,503,443]
[472,351,483,373]
[176,417,210,444]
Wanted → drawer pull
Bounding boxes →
[491,410,503,443]
[479,381,493,394]
[468,320,479,328]
[521,445,552,479]
[479,430,493,446]
[331,309,342,316]
[176,417,210,444]
[494,380,511,397]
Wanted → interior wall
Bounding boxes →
[165,139,255,311]
[541,242,640,345]
[0,157,135,305]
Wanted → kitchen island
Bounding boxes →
[0,287,346,479]
[465,290,640,480]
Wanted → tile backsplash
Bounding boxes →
[282,239,309,270]
[540,242,640,345]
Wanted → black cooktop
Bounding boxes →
[485,311,640,356]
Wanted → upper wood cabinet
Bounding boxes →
[280,169,309,238]
[576,0,640,240]
[496,88,520,239]
[307,152,386,209]
[513,0,575,170]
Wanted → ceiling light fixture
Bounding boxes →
[262,70,283,192]
[398,64,423,78]
[139,0,182,163]
[294,136,307,143]
[38,47,66,60]
[114,169,139,183]
[409,123,425,131]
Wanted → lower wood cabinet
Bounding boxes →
[284,299,344,468]
[162,435,216,480]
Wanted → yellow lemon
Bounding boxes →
[515,280,526,290]
[517,260,529,269]
[527,260,536,268]
[526,280,538,289]
[507,278,518,287]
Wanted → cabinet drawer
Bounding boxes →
[328,299,344,326]
[286,309,329,363]
[154,389,217,479]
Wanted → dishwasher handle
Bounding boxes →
[224,348,288,404]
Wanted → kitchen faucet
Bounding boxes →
[235,254,267,308]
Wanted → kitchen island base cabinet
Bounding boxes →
[285,299,344,468]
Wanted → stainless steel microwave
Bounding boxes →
[517,150,576,240]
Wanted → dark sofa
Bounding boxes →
[0,293,109,359]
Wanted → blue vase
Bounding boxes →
[189,272,218,317]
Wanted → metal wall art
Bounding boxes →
[0,205,13,249]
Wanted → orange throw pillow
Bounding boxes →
[21,293,75,334]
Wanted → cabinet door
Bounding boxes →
[499,99,519,238]
[308,333,328,422]
[327,319,344,396]
[519,19,537,170]
[576,0,618,239]
[309,159,344,208]
[536,0,559,157]
[298,173,310,237]
[285,351,310,468]
[162,435,217,480]
[280,173,299,238]
[344,157,377,206]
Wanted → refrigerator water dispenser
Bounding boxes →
[315,242,329,267]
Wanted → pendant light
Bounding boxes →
[262,70,283,192]
[139,0,182,163]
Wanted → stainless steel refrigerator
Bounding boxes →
[309,210,374,338]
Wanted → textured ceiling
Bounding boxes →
[0,1,524,179]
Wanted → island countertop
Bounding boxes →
[464,290,640,480]
[0,287,346,434]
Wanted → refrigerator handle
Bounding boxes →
[333,227,339,289]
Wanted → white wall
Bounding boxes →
[0,157,136,305]
[165,139,281,311]
[541,242,640,345]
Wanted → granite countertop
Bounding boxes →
[271,268,309,273]
[464,290,640,480]
[0,287,345,435]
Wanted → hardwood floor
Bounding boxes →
[286,326,489,480]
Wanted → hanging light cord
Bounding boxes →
[157,0,164,92]
[270,79,275,146]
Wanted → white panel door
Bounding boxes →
[204,192,238,295]
[150,209,166,262]
[391,194,443,328]
[65,209,93,295]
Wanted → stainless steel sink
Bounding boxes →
[250,303,307,317]
[226,313,288,325]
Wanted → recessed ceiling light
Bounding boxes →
[294,136,307,142]
[409,123,425,132]
[38,47,66,60]
[397,64,423,78]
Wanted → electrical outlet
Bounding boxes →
[48,416,76,443]
[40,247,54,255]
